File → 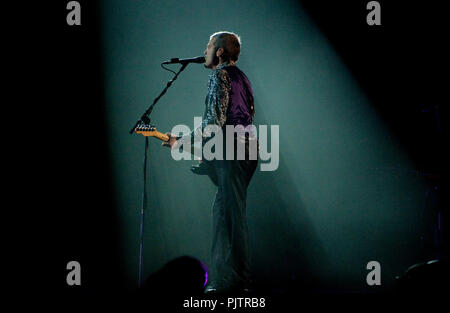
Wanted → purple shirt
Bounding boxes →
[181,62,255,144]
[223,64,254,128]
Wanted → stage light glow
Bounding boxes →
[100,0,429,292]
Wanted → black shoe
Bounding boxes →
[204,284,251,295]
[204,286,218,294]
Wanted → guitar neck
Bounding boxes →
[135,126,202,159]
[151,131,170,142]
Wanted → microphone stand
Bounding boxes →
[129,62,188,134]
[129,62,189,288]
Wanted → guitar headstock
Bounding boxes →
[134,124,158,137]
[134,124,169,142]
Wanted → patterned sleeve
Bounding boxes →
[179,68,231,145]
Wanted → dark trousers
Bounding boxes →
[208,158,258,289]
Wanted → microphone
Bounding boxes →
[162,56,205,65]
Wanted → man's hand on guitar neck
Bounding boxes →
[161,132,180,150]
[161,132,204,160]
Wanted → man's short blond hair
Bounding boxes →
[210,31,241,62]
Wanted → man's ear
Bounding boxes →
[216,47,224,58]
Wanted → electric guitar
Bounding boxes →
[134,124,218,185]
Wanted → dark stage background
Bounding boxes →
[24,0,448,309]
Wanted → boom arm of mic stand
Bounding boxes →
[129,62,189,134]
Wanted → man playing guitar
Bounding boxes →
[162,31,258,294]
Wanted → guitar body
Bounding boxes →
[190,160,218,186]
